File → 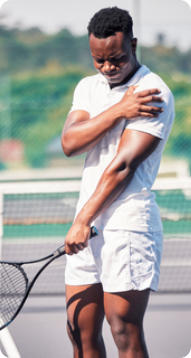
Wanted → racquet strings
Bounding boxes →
[0,263,27,325]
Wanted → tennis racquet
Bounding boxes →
[0,226,98,331]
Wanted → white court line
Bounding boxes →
[0,323,21,358]
[0,1,8,9]
[0,349,8,358]
[182,348,191,358]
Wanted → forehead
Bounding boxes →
[89,32,130,57]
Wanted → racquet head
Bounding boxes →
[0,262,28,330]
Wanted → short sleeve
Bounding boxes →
[125,88,175,140]
[69,77,91,113]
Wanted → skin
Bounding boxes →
[62,31,163,357]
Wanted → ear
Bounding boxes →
[131,38,137,55]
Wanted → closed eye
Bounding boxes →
[94,58,104,64]
[109,55,127,64]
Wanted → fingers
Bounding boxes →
[139,104,163,117]
[121,87,164,119]
[125,87,163,105]
[138,112,159,118]
[135,90,164,117]
[126,85,138,94]
[65,242,88,255]
[137,88,161,97]
[140,95,163,104]
[126,87,161,98]
[64,223,91,255]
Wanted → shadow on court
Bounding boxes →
[1,293,191,358]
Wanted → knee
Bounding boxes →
[107,315,143,351]
[107,315,129,350]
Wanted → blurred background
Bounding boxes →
[0,1,191,357]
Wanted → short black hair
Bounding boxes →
[87,7,133,39]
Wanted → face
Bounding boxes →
[89,32,138,87]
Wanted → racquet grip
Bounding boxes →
[55,226,98,256]
[90,226,98,237]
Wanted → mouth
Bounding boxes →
[103,72,122,83]
[103,72,119,78]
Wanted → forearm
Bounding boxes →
[62,103,123,156]
[74,160,134,226]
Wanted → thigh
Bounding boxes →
[104,289,150,325]
[66,283,105,335]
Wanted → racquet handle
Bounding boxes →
[90,226,98,237]
[54,226,98,256]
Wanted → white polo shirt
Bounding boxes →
[70,65,175,232]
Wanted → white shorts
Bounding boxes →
[65,229,163,292]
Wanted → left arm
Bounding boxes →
[64,129,160,254]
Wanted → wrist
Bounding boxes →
[111,102,125,120]
[74,213,92,227]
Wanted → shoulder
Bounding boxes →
[138,66,174,102]
[126,66,175,139]
[135,66,174,114]
[75,73,103,91]
[70,73,104,112]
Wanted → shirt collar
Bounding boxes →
[98,65,150,89]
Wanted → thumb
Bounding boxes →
[126,85,138,95]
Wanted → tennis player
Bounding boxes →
[62,7,174,358]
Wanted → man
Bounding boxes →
[62,7,174,358]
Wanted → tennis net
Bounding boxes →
[0,178,191,294]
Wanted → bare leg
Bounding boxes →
[66,283,106,358]
[104,289,150,358]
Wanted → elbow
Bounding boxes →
[105,160,133,185]
[106,152,138,184]
[62,148,73,157]
[116,162,135,182]
[114,150,139,180]
[61,133,75,157]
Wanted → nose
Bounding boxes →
[103,61,115,73]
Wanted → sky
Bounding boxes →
[0,0,191,50]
